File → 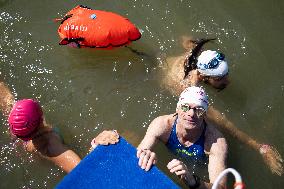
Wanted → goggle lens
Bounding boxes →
[180,104,206,118]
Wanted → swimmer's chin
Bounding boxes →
[183,119,198,127]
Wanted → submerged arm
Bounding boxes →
[206,106,283,176]
[46,134,81,173]
[206,106,259,149]
[48,147,81,173]
[47,130,120,173]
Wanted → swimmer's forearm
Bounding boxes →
[206,106,260,151]
[0,82,15,116]
[221,119,260,150]
[137,134,159,151]
[137,141,153,150]
[49,149,81,173]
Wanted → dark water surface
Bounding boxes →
[0,0,283,188]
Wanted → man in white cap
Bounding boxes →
[137,86,227,189]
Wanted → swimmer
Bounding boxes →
[0,81,119,173]
[8,98,81,173]
[160,37,228,95]
[159,36,283,176]
[137,87,227,189]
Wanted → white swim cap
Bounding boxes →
[177,86,209,111]
[197,50,228,77]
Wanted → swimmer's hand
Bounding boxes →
[89,130,119,151]
[259,144,283,176]
[137,149,157,171]
[167,159,200,188]
[167,159,190,181]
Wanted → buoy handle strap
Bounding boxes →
[54,14,73,24]
[79,5,92,10]
[59,37,84,48]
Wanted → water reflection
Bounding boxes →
[0,0,283,188]
[0,0,13,8]
[0,10,66,188]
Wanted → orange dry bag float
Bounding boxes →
[57,5,141,48]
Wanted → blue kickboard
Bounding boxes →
[56,137,180,189]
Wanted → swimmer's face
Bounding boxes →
[177,103,205,129]
[206,74,229,90]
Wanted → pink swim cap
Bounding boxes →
[8,99,43,141]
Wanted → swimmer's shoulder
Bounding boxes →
[152,114,175,127]
[205,122,224,139]
[204,122,227,152]
[150,114,175,140]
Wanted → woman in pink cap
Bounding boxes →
[0,81,119,173]
[7,98,82,173]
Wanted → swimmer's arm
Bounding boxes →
[184,129,227,189]
[137,116,169,150]
[206,106,284,176]
[206,129,228,189]
[46,136,81,173]
[137,117,169,171]
[49,148,81,173]
[0,81,14,116]
[206,106,260,150]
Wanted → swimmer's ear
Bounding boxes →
[53,14,73,24]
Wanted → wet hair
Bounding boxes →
[183,38,216,79]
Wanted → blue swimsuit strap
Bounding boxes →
[167,116,206,150]
[52,127,64,143]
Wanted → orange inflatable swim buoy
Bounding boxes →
[57,5,141,48]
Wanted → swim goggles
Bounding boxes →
[198,53,225,70]
[180,104,206,118]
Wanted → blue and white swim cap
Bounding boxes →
[197,50,228,77]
